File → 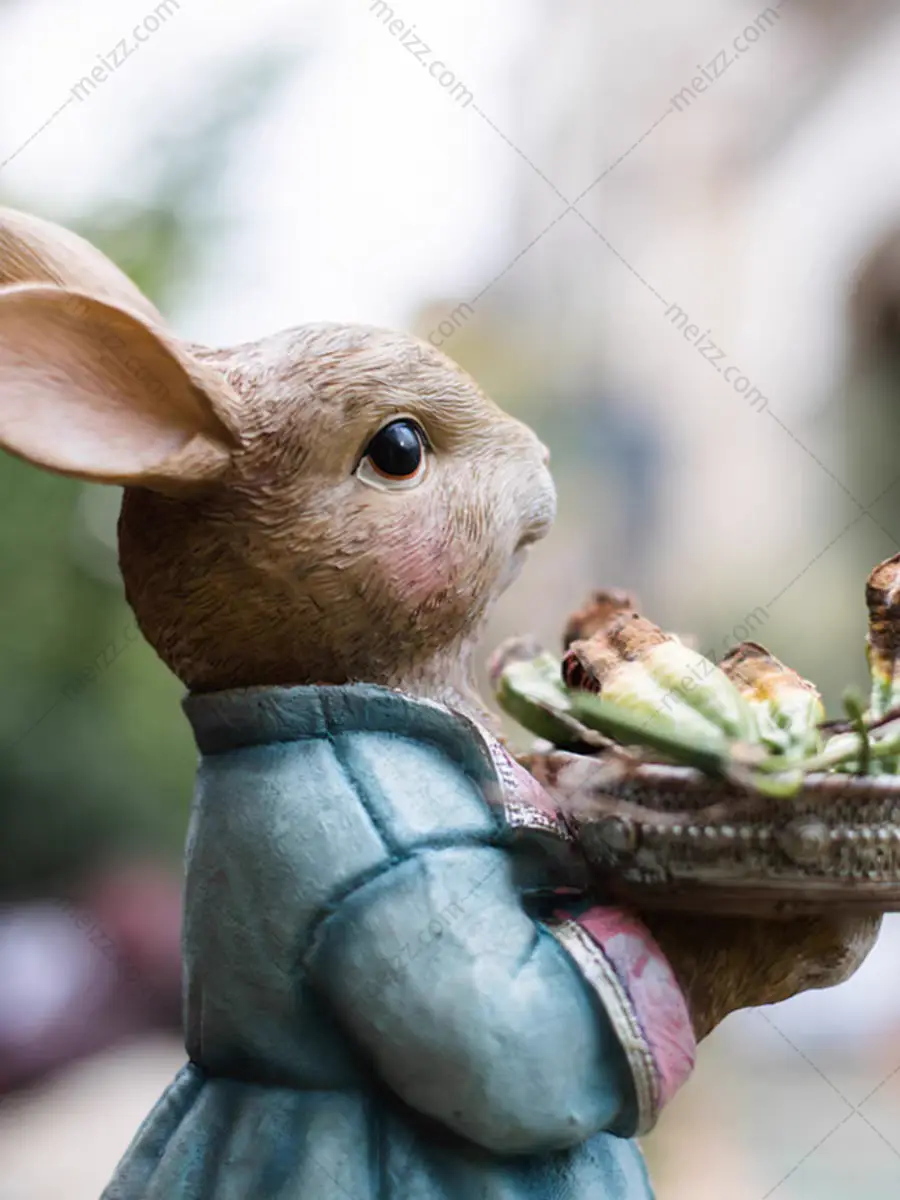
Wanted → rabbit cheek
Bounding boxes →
[376,523,459,609]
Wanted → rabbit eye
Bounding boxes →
[356,419,428,491]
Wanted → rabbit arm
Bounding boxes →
[305,833,694,1155]
[183,683,694,1153]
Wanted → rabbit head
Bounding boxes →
[0,208,555,713]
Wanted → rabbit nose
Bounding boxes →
[539,443,550,465]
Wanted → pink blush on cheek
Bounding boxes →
[378,522,459,606]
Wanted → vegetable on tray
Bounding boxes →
[488,561,900,916]
[491,565,900,800]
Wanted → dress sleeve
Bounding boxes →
[544,903,696,1134]
[302,734,695,1155]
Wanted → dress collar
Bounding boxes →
[183,682,497,783]
[184,682,577,857]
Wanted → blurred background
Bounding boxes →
[1,0,900,1195]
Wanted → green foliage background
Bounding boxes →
[0,31,297,897]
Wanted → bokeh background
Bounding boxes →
[2,0,900,1195]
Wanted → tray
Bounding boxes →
[525,750,900,918]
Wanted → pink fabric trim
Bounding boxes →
[499,753,561,820]
[477,730,572,839]
[554,905,696,1130]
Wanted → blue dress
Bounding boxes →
[102,684,694,1199]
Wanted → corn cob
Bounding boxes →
[564,612,756,742]
[720,641,824,759]
[562,588,638,649]
[563,635,726,746]
[866,554,900,722]
[567,688,729,771]
[567,690,802,797]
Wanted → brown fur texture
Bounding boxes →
[643,910,881,1040]
[119,325,554,709]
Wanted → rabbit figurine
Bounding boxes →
[0,209,877,1200]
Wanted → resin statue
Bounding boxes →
[0,209,877,1199]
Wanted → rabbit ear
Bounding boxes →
[0,206,162,322]
[0,284,242,493]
